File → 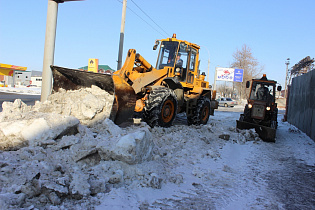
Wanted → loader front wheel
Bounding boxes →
[143,87,178,127]
[187,97,211,125]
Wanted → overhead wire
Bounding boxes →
[115,0,169,37]
[129,0,169,37]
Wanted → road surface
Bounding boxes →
[0,92,40,112]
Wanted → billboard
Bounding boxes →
[216,68,234,81]
[216,67,243,82]
[234,69,244,82]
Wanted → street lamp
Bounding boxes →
[200,46,210,84]
[284,58,290,98]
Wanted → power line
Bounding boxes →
[115,0,169,37]
[129,0,169,37]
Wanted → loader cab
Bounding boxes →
[155,39,199,87]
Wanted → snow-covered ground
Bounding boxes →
[0,87,314,209]
[0,86,41,95]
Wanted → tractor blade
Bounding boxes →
[236,120,276,142]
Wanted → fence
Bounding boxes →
[287,70,315,141]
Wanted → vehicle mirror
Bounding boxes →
[246,81,250,88]
[277,86,282,91]
[153,40,160,50]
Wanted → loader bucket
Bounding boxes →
[51,66,136,125]
[236,120,276,142]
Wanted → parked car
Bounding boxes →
[217,97,238,107]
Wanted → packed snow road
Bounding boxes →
[96,107,315,210]
[0,89,314,209]
[152,108,315,210]
[123,108,314,210]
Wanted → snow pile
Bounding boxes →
[0,86,157,209]
[34,85,114,126]
[237,128,262,143]
[0,121,155,209]
[0,86,114,150]
[0,99,80,150]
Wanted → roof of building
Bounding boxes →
[78,65,113,71]
[31,71,42,77]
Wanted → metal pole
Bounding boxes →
[117,0,127,70]
[207,58,210,83]
[41,0,58,102]
[13,70,15,87]
[284,58,290,98]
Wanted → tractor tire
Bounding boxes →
[270,121,277,129]
[243,104,251,121]
[187,97,211,125]
[270,108,278,129]
[143,87,178,127]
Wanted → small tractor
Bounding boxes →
[51,34,218,127]
[236,74,282,142]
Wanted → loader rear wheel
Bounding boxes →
[187,97,211,125]
[143,87,178,127]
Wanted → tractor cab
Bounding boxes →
[249,81,276,102]
[246,74,282,114]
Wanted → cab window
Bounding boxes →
[156,41,179,69]
[187,48,197,83]
[177,42,189,82]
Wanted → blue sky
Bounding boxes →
[1,0,314,86]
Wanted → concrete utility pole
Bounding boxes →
[207,59,210,84]
[117,0,127,70]
[41,0,58,102]
[284,58,290,98]
[214,67,218,91]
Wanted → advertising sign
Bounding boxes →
[233,69,244,82]
[216,68,235,81]
[216,67,243,82]
[88,58,99,73]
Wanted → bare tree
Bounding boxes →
[230,44,262,99]
[217,83,234,98]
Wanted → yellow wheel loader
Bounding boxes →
[236,74,282,142]
[51,34,218,127]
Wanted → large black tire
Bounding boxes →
[239,114,244,121]
[143,87,178,127]
[270,108,278,129]
[243,104,251,121]
[187,97,211,125]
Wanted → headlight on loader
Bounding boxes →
[266,106,271,111]
[248,104,252,108]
